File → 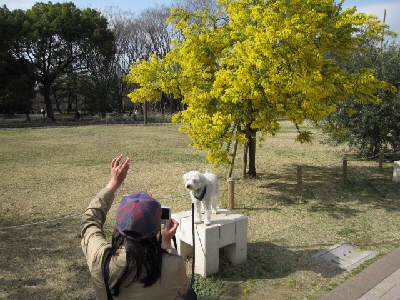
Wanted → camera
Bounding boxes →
[161,206,171,224]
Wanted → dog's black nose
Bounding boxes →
[186,184,191,188]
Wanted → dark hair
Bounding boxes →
[104,228,167,296]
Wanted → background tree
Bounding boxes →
[0,56,36,117]
[321,35,400,157]
[101,8,146,114]
[103,6,175,117]
[9,2,114,120]
[2,3,181,118]
[127,0,395,177]
[0,6,36,116]
[138,6,173,58]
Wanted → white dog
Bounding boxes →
[183,170,220,225]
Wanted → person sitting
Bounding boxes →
[81,155,190,299]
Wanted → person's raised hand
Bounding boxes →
[106,154,130,193]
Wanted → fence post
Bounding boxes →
[227,178,235,210]
[343,156,347,180]
[296,165,302,194]
[379,150,384,171]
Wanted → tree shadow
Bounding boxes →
[232,207,282,213]
[0,219,95,299]
[216,241,343,281]
[196,241,344,299]
[0,278,48,298]
[255,163,400,217]
[0,162,397,299]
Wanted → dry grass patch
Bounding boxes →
[0,121,399,300]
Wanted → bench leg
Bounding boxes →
[194,224,220,277]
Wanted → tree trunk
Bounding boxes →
[67,88,72,113]
[248,129,257,177]
[54,92,62,114]
[228,139,238,178]
[243,143,248,178]
[143,100,148,125]
[245,123,257,178]
[43,80,55,120]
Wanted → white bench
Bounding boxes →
[172,209,248,277]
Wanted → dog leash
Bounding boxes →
[191,202,195,286]
[180,203,198,300]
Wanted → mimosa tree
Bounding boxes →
[126,0,395,177]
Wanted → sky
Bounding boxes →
[2,0,400,34]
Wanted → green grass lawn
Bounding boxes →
[0,121,399,300]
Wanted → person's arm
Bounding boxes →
[162,219,191,298]
[80,155,130,267]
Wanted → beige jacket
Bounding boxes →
[81,188,190,300]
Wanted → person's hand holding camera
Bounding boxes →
[162,219,179,249]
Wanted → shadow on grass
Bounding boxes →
[256,163,400,217]
[0,220,94,300]
[218,241,342,281]
[192,241,343,300]
[0,161,397,300]
[0,277,48,298]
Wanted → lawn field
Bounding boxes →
[0,121,399,300]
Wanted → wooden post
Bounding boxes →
[379,150,384,171]
[227,178,235,210]
[343,156,347,180]
[296,165,302,194]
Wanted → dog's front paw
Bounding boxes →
[194,219,202,224]
[204,220,211,226]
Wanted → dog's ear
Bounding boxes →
[199,173,207,185]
